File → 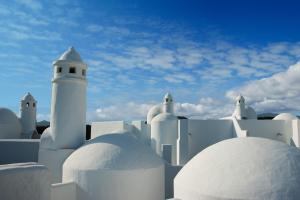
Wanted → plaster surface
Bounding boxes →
[0,162,50,200]
[63,132,165,200]
[175,137,300,200]
[0,139,39,164]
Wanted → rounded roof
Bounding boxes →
[273,113,298,120]
[152,112,177,123]
[164,92,173,103]
[235,94,245,103]
[0,108,20,124]
[64,132,163,171]
[0,108,21,138]
[57,47,83,62]
[175,137,300,200]
[147,104,162,124]
[22,92,36,102]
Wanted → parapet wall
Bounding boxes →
[188,120,233,159]
[237,120,291,143]
[91,121,132,139]
[0,139,39,164]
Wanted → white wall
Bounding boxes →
[292,120,300,147]
[131,120,150,145]
[188,120,233,159]
[165,163,182,199]
[39,148,75,183]
[232,117,248,137]
[237,120,290,143]
[51,181,76,200]
[177,119,189,165]
[0,162,51,200]
[50,80,86,149]
[64,167,165,200]
[91,121,132,139]
[0,139,39,164]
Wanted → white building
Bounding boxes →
[1,47,300,200]
[0,93,37,139]
[39,46,88,183]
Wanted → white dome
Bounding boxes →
[22,92,36,102]
[235,94,245,103]
[57,47,83,62]
[0,108,22,138]
[164,92,173,103]
[151,112,178,164]
[63,132,164,200]
[273,113,298,120]
[174,137,300,200]
[147,104,162,124]
[152,112,177,122]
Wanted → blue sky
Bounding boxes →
[1,0,300,121]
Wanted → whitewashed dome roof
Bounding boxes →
[57,47,83,62]
[0,108,21,138]
[152,112,177,123]
[273,113,298,120]
[22,92,36,102]
[164,92,173,102]
[0,108,20,125]
[174,137,300,200]
[236,94,245,102]
[64,132,163,170]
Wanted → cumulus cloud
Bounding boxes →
[164,73,195,84]
[88,98,234,122]
[88,102,154,121]
[226,62,300,113]
[88,61,300,122]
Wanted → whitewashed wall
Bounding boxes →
[0,139,39,164]
[292,120,300,147]
[91,121,132,139]
[0,163,50,200]
[237,120,289,143]
[188,120,233,159]
[131,120,150,145]
[39,148,75,183]
[51,181,76,200]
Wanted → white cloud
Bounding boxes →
[15,0,43,11]
[88,97,234,122]
[86,24,130,35]
[89,102,154,121]
[164,73,195,84]
[88,61,300,122]
[37,113,50,121]
[226,62,300,113]
[87,24,103,32]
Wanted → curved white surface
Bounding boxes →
[0,163,50,200]
[0,108,20,124]
[174,137,300,200]
[63,132,165,200]
[20,93,37,138]
[22,92,36,102]
[64,132,163,170]
[147,104,162,124]
[50,46,87,149]
[58,47,83,62]
[151,112,178,164]
[273,113,298,121]
[0,108,22,139]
